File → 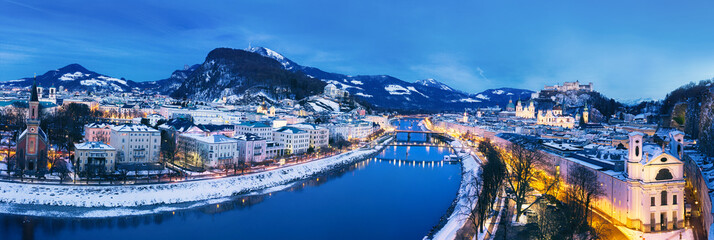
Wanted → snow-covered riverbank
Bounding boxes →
[0,138,391,217]
[431,140,482,240]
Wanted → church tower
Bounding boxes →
[626,132,645,179]
[582,104,589,124]
[15,80,49,174]
[669,131,684,159]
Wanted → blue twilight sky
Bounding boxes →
[2,0,714,100]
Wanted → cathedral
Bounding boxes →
[515,99,535,118]
[15,81,49,174]
[536,105,576,128]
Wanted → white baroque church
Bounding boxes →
[622,131,686,232]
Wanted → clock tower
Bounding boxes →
[15,80,49,174]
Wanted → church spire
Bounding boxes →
[30,75,39,102]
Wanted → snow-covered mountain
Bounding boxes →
[473,88,535,105]
[414,78,459,92]
[618,97,657,106]
[170,48,326,102]
[246,46,532,111]
[0,63,139,92]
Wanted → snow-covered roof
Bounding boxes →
[110,124,159,133]
[182,134,237,144]
[75,141,115,150]
[289,123,325,130]
[85,123,115,129]
[234,133,265,142]
[629,131,646,137]
[275,126,307,134]
[236,121,271,128]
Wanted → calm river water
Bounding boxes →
[0,119,461,240]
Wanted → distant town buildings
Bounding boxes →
[323,84,349,99]
[543,80,593,92]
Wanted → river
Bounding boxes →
[0,119,461,240]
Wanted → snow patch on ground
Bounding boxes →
[59,72,85,81]
[406,86,429,98]
[355,92,373,98]
[326,80,363,91]
[617,225,692,240]
[350,80,363,85]
[97,76,127,85]
[385,84,411,95]
[80,79,107,86]
[451,98,481,103]
[492,90,505,95]
[432,140,481,240]
[475,94,489,100]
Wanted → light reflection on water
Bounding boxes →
[0,119,461,240]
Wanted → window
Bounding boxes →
[656,169,674,180]
[651,197,655,206]
[673,195,677,205]
[661,191,668,205]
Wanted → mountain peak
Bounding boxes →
[415,78,455,91]
[246,46,285,61]
[57,63,90,73]
[245,46,296,70]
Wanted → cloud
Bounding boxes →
[520,32,714,100]
[410,54,490,93]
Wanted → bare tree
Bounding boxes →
[564,164,605,232]
[503,144,544,221]
[473,140,506,233]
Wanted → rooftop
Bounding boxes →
[75,141,115,150]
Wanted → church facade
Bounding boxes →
[623,131,686,232]
[15,82,50,174]
[549,131,686,233]
[515,99,536,119]
[536,106,575,128]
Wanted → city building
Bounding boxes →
[234,133,267,163]
[323,83,348,99]
[177,133,238,168]
[109,124,161,164]
[265,141,285,159]
[622,131,686,232]
[515,99,536,119]
[539,131,685,233]
[273,126,310,155]
[348,120,374,140]
[235,121,273,140]
[537,106,575,128]
[290,123,329,149]
[84,123,114,144]
[74,141,117,175]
